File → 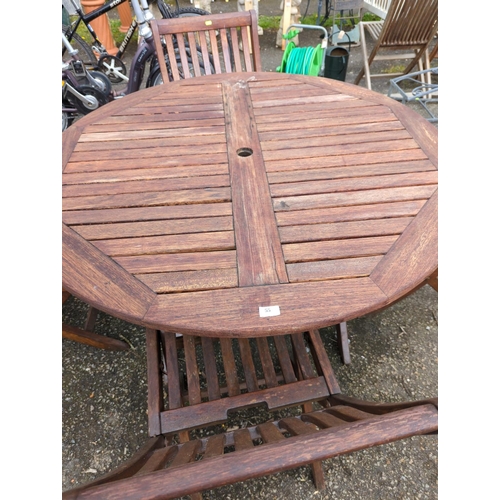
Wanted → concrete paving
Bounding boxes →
[62,1,438,498]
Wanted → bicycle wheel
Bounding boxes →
[62,26,98,67]
[156,0,209,19]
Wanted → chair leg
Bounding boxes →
[302,401,326,490]
[336,322,351,365]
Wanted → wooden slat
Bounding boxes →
[183,335,202,406]
[301,411,349,428]
[233,429,254,451]
[63,187,231,211]
[115,251,236,275]
[238,338,259,392]
[276,200,426,227]
[262,129,412,152]
[280,218,412,245]
[257,422,286,443]
[161,331,182,410]
[278,417,318,435]
[270,171,438,198]
[63,174,230,199]
[273,186,436,213]
[256,337,278,388]
[168,440,201,469]
[290,333,316,380]
[146,329,162,436]
[219,338,240,397]
[287,256,383,282]
[283,236,397,264]
[222,80,288,286]
[272,336,297,384]
[201,337,221,401]
[203,434,225,459]
[265,149,429,173]
[73,132,226,152]
[69,142,227,163]
[93,231,235,257]
[65,152,229,174]
[136,268,238,294]
[267,159,435,185]
[72,216,233,241]
[63,203,232,225]
[326,406,377,421]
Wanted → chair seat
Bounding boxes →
[63,326,437,499]
[63,399,437,500]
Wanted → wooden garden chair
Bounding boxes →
[354,0,438,89]
[150,10,262,83]
[63,328,437,499]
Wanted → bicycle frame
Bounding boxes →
[63,0,136,59]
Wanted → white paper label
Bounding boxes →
[259,306,281,317]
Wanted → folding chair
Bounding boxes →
[150,10,262,83]
[63,328,437,499]
[354,0,438,90]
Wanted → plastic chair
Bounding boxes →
[354,0,438,90]
[150,10,262,83]
[63,328,437,499]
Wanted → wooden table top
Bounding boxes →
[63,72,437,337]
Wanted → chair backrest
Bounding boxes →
[147,329,341,438]
[362,0,392,19]
[150,10,262,83]
[378,0,438,49]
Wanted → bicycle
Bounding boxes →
[62,0,214,129]
[62,32,113,131]
[62,0,209,84]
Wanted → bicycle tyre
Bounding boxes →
[156,0,209,19]
[62,26,98,67]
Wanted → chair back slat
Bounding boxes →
[256,337,279,388]
[273,335,298,384]
[238,338,260,392]
[201,337,221,401]
[183,335,202,405]
[379,0,438,47]
[291,333,316,380]
[161,331,183,410]
[219,337,241,396]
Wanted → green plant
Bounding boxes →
[69,15,138,47]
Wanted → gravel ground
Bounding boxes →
[63,1,438,498]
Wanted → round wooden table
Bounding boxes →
[62,72,437,337]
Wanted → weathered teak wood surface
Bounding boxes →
[62,72,437,337]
